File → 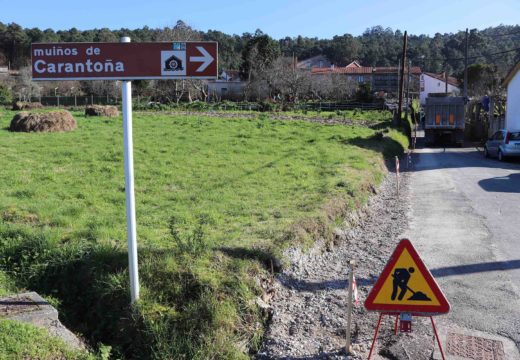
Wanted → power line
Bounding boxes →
[416,47,520,62]
[486,30,520,38]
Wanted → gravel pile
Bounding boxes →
[256,169,435,359]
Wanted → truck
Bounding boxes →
[423,94,465,146]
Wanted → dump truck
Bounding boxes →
[423,94,465,146]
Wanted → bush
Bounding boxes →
[0,84,12,105]
[355,83,374,103]
[12,101,43,110]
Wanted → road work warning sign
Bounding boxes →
[365,239,450,315]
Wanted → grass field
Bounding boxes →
[0,108,407,359]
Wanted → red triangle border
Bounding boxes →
[364,239,450,315]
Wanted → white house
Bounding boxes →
[207,70,245,100]
[503,61,520,130]
[419,72,461,105]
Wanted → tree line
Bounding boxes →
[0,20,518,103]
[1,20,518,75]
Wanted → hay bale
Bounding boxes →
[9,111,77,133]
[12,101,43,110]
[85,105,119,117]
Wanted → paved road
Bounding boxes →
[404,145,520,358]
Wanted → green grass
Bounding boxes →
[0,108,407,359]
[0,320,96,360]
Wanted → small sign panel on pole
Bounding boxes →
[31,41,218,80]
[31,40,218,304]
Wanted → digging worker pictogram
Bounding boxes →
[391,267,415,300]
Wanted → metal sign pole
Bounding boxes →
[345,260,356,354]
[121,36,139,303]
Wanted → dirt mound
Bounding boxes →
[12,101,44,110]
[85,105,119,117]
[9,111,77,133]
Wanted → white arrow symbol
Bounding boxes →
[190,46,214,72]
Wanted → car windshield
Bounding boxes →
[509,132,520,141]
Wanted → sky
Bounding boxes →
[2,0,519,39]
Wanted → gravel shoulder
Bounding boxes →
[256,166,439,359]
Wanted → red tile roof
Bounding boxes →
[311,65,422,75]
[374,66,422,75]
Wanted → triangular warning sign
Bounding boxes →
[365,239,450,315]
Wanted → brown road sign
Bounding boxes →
[31,41,218,81]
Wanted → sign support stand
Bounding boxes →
[345,260,356,354]
[367,313,446,360]
[121,36,139,303]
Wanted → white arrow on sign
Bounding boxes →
[190,46,214,72]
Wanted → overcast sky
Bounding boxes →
[3,0,519,38]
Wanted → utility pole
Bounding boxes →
[445,65,449,94]
[397,58,401,98]
[464,28,469,101]
[405,59,411,120]
[397,31,407,126]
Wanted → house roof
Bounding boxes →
[346,61,362,68]
[423,72,460,87]
[374,66,422,75]
[221,69,241,81]
[311,65,422,76]
[311,66,373,74]
[296,55,330,68]
[502,61,520,87]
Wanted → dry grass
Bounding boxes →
[85,105,119,117]
[12,101,44,111]
[9,111,77,133]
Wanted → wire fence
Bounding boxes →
[23,96,388,112]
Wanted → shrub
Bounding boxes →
[0,84,12,105]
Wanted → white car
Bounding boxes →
[484,129,520,161]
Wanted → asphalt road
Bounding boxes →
[404,145,520,358]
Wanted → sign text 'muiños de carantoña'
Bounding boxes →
[31,42,218,81]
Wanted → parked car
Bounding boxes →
[484,129,520,160]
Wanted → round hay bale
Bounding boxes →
[12,101,43,110]
[9,111,77,133]
[85,105,119,117]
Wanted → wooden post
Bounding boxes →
[445,66,449,94]
[345,260,356,354]
[464,28,469,101]
[397,31,407,126]
[405,60,411,120]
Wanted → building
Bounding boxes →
[310,61,421,95]
[503,61,520,130]
[419,72,461,105]
[297,55,332,70]
[207,70,246,100]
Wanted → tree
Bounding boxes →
[240,30,281,82]
[463,63,498,96]
[13,66,41,101]
[0,83,12,105]
[324,34,360,66]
